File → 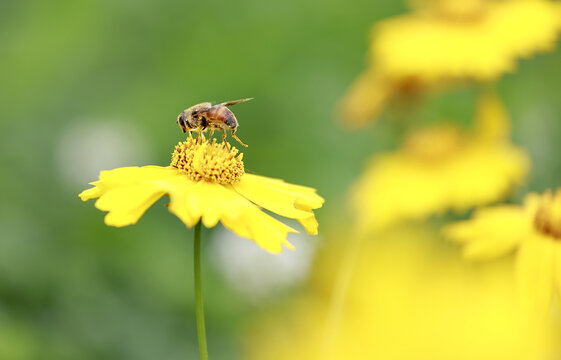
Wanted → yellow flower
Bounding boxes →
[445,189,561,313]
[375,0,561,81]
[337,70,422,129]
[350,92,529,234]
[244,226,559,360]
[339,0,561,126]
[79,137,324,253]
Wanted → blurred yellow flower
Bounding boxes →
[339,0,561,126]
[376,0,561,81]
[349,92,529,234]
[79,137,324,253]
[445,189,561,313]
[338,70,422,129]
[244,226,560,360]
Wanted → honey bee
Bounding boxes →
[177,98,253,147]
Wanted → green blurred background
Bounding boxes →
[1,0,561,359]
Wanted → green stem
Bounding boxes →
[194,222,208,360]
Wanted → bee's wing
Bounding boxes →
[219,98,253,107]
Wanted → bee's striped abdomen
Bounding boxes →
[206,105,238,129]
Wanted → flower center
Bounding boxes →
[534,189,561,240]
[403,125,464,162]
[170,137,244,184]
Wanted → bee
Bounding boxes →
[177,98,253,147]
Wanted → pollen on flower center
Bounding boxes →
[403,125,464,162]
[170,137,244,184]
[534,189,561,240]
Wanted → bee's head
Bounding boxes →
[177,111,188,133]
[177,102,212,133]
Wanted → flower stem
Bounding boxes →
[194,222,208,360]
[320,231,364,360]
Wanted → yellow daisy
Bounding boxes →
[445,189,561,313]
[349,92,529,234]
[79,136,324,254]
[244,226,559,360]
[339,0,561,126]
[375,0,561,82]
[337,69,423,129]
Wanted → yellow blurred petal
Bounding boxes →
[461,236,519,261]
[95,184,166,227]
[337,71,394,127]
[555,244,561,303]
[444,205,531,260]
[474,87,510,141]
[522,192,543,215]
[351,133,530,232]
[372,1,561,81]
[516,233,555,315]
[244,225,561,360]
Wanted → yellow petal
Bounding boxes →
[95,184,165,227]
[233,176,311,218]
[78,181,103,201]
[98,166,179,189]
[221,207,297,254]
[233,174,324,234]
[161,176,200,228]
[298,216,319,236]
[196,181,239,228]
[243,174,323,206]
[163,176,298,253]
[80,166,180,226]
[516,233,555,315]
[161,178,235,229]
[81,165,316,252]
[216,183,299,253]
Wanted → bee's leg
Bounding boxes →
[222,130,230,150]
[231,130,248,147]
[198,128,205,143]
[209,129,215,141]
